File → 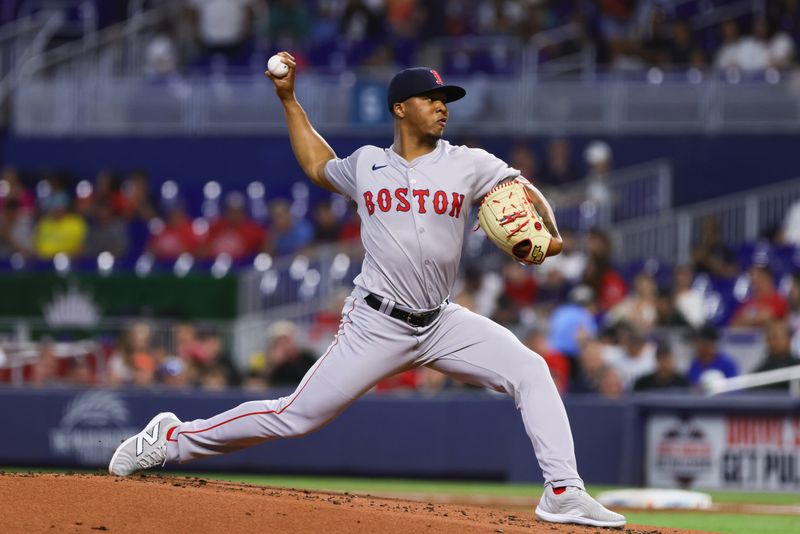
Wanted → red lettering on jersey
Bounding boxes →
[377,188,391,212]
[433,190,447,214]
[395,188,411,212]
[449,193,465,218]
[363,191,375,215]
[413,189,430,213]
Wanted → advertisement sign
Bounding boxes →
[647,414,800,490]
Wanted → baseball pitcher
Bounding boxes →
[109,53,625,528]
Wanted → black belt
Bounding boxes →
[364,293,443,328]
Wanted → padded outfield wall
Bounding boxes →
[1,388,798,490]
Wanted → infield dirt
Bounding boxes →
[0,473,707,533]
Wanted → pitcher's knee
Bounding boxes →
[515,352,551,390]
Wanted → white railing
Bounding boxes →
[547,159,672,230]
[703,364,800,397]
[612,177,800,264]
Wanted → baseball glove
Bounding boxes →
[478,178,552,265]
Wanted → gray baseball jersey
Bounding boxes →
[324,140,519,309]
[164,140,584,489]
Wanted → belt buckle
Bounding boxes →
[406,313,422,328]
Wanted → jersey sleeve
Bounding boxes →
[471,148,521,200]
[323,147,366,199]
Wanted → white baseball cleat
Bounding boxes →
[535,485,626,528]
[108,412,181,477]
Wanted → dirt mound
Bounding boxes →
[0,473,700,533]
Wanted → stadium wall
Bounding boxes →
[2,388,798,487]
[3,134,800,206]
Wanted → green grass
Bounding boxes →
[4,468,799,533]
[623,512,800,534]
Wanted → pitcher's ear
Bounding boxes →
[393,102,405,118]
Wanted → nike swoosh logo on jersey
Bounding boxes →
[372,164,388,171]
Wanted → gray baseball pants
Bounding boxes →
[165,287,583,488]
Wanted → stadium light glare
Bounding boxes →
[765,68,780,84]
[36,180,52,199]
[646,67,663,85]
[174,253,194,277]
[254,253,272,272]
[687,68,703,84]
[192,217,210,236]
[211,253,232,279]
[203,181,221,199]
[0,179,9,198]
[161,180,179,200]
[148,217,165,235]
[135,253,154,277]
[260,271,278,294]
[76,180,93,199]
[291,182,309,199]
[289,255,309,280]
[330,253,350,280]
[53,253,70,273]
[247,182,265,199]
[97,251,115,274]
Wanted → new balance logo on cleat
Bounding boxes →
[136,422,160,456]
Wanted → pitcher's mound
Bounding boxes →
[0,473,696,533]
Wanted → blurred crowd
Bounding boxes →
[133,0,799,77]
[3,220,798,396]
[0,165,361,266]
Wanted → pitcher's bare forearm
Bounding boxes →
[281,98,337,192]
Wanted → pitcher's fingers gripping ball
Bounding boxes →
[478,177,553,264]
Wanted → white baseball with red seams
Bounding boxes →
[163,140,583,490]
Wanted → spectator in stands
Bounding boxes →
[265,0,311,50]
[548,285,597,367]
[633,339,689,392]
[201,191,265,261]
[655,287,691,328]
[107,322,157,388]
[751,321,796,390]
[478,0,523,35]
[84,203,130,259]
[76,170,126,218]
[714,19,744,70]
[339,0,384,44]
[454,265,503,319]
[687,324,738,386]
[583,254,627,313]
[187,0,255,64]
[536,229,586,284]
[265,199,314,257]
[34,191,88,259]
[0,166,35,211]
[0,197,34,258]
[691,216,739,279]
[508,141,539,186]
[199,364,231,391]
[570,340,609,394]
[607,272,659,333]
[241,369,268,391]
[144,21,179,77]
[121,170,158,223]
[603,322,657,390]
[30,341,59,388]
[668,20,698,67]
[597,367,625,399]
[781,199,800,245]
[672,265,706,329]
[730,265,789,328]
[261,320,316,387]
[583,141,613,224]
[540,138,579,186]
[147,203,199,261]
[500,260,538,320]
[525,326,570,393]
[311,199,342,246]
[640,7,671,67]
[789,273,800,357]
[767,0,800,44]
[158,356,195,389]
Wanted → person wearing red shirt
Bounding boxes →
[201,192,265,261]
[730,265,789,327]
[147,203,199,260]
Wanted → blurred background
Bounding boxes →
[0,0,799,492]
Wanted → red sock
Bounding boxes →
[552,487,567,495]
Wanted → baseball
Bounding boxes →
[267,55,289,78]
